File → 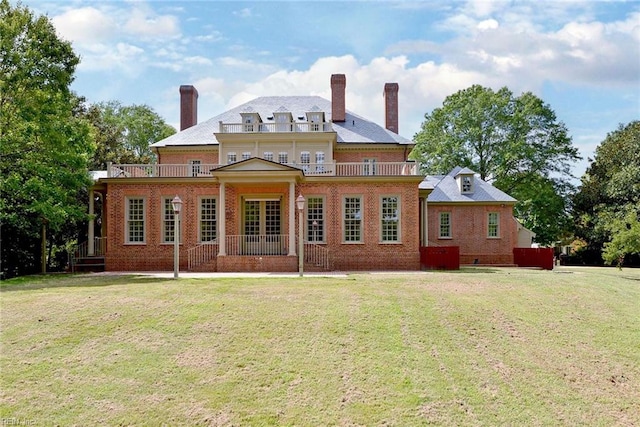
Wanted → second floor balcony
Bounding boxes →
[106,161,419,178]
[218,121,333,133]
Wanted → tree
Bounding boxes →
[86,101,176,169]
[602,210,640,269]
[411,85,581,245]
[0,0,94,278]
[573,121,640,266]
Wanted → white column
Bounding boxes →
[219,181,226,256]
[88,189,95,256]
[288,181,296,256]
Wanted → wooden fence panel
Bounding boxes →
[513,247,554,270]
[421,246,460,270]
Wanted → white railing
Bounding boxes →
[188,242,218,270]
[335,162,418,176]
[108,163,222,178]
[69,237,107,272]
[304,242,331,271]
[225,235,289,256]
[219,122,333,133]
[107,161,418,178]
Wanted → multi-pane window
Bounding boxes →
[306,197,325,243]
[343,196,362,242]
[439,212,451,238]
[126,197,145,243]
[200,198,217,242]
[488,212,500,238]
[363,158,377,175]
[300,151,310,172]
[278,152,288,164]
[309,113,321,131]
[263,151,274,162]
[381,196,400,242]
[162,198,177,243]
[315,152,325,172]
[462,176,473,193]
[189,160,201,177]
[242,151,251,161]
[227,152,237,164]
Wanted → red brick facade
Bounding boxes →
[426,203,517,265]
[103,178,421,272]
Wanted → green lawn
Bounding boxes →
[1,267,639,426]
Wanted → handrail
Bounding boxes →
[69,237,107,272]
[304,242,331,271]
[188,242,218,270]
[219,122,333,133]
[225,235,289,256]
[108,164,222,178]
[107,161,418,178]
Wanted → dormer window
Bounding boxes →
[454,168,476,194]
[274,111,293,132]
[461,175,473,193]
[306,107,325,132]
[240,112,261,132]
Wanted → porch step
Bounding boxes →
[73,257,105,273]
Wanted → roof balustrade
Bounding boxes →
[106,161,419,178]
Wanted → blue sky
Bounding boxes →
[23,0,640,179]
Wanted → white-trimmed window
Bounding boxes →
[306,196,325,243]
[315,151,325,172]
[308,112,322,131]
[263,151,274,162]
[488,212,500,238]
[300,151,310,172]
[439,212,451,239]
[364,158,377,175]
[126,197,145,243]
[189,160,201,177]
[381,196,400,242]
[242,151,251,161]
[343,196,362,243]
[462,175,473,193]
[162,197,177,243]
[199,197,217,242]
[278,152,288,164]
[227,152,237,164]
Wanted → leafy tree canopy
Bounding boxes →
[85,101,176,169]
[573,121,640,265]
[0,0,93,277]
[410,85,581,245]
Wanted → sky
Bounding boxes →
[21,0,640,180]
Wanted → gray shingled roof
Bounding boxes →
[422,167,517,203]
[151,96,412,148]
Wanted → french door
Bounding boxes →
[243,199,283,255]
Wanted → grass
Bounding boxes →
[1,267,639,426]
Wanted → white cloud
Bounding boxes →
[477,19,499,31]
[233,8,253,18]
[124,8,180,39]
[52,7,116,43]
[78,42,145,76]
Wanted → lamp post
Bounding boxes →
[296,194,305,277]
[172,195,183,279]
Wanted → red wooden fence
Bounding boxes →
[513,247,554,270]
[420,246,460,270]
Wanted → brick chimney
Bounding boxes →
[384,83,399,133]
[180,85,198,131]
[331,74,346,122]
